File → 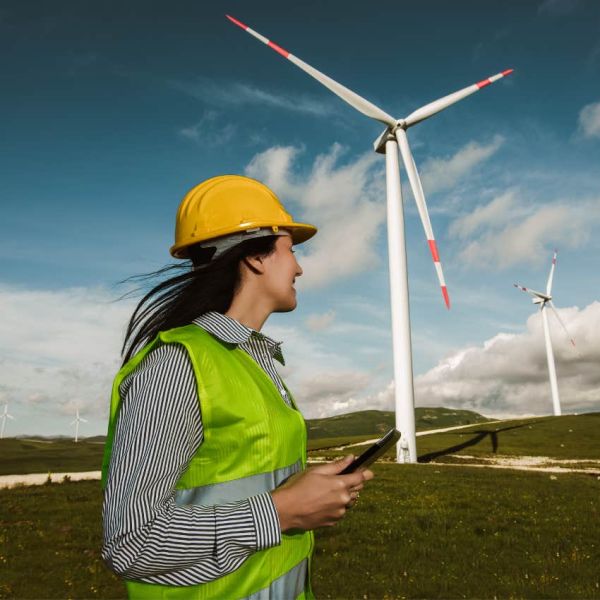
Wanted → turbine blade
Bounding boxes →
[546,249,557,295]
[395,128,450,308]
[226,15,397,127]
[6,414,14,420]
[404,69,514,128]
[549,302,576,347]
[80,418,88,423]
[70,419,76,425]
[513,283,545,299]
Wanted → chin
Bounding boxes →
[273,297,298,313]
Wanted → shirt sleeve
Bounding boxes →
[101,343,282,585]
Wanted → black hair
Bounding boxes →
[120,235,279,364]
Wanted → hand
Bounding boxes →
[270,455,374,532]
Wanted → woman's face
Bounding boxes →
[261,232,303,312]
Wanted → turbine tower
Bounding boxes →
[514,251,576,416]
[71,408,87,443]
[1,404,15,439]
[227,15,513,462]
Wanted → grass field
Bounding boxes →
[309,413,600,462]
[1,466,598,599]
[306,408,489,439]
[0,407,490,477]
[1,413,599,599]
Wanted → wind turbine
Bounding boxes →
[514,251,576,417]
[71,408,87,443]
[1,404,15,439]
[227,14,513,463]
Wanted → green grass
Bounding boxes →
[308,413,600,462]
[1,467,599,599]
[0,439,105,476]
[416,413,600,462]
[307,408,489,440]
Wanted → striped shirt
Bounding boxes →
[102,311,292,585]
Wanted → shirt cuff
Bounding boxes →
[247,492,282,550]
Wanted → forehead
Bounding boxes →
[277,231,293,245]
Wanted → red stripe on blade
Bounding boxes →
[502,69,514,76]
[226,15,248,30]
[477,78,492,89]
[268,40,289,57]
[441,286,450,309]
[428,240,440,263]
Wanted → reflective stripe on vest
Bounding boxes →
[103,325,314,600]
[175,460,301,506]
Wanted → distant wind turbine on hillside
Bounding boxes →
[226,14,513,463]
[1,404,15,439]
[71,408,87,443]
[514,250,576,416]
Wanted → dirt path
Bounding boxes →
[0,470,101,489]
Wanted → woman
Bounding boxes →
[101,175,373,599]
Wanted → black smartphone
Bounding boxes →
[339,428,401,474]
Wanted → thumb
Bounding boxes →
[312,454,354,475]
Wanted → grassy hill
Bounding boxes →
[0,439,105,476]
[308,412,600,461]
[306,407,490,439]
[3,411,598,476]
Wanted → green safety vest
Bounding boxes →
[102,325,314,600]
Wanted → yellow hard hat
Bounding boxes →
[170,175,317,259]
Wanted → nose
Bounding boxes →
[295,258,303,278]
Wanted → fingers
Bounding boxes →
[311,454,354,475]
[336,470,368,489]
[361,468,375,481]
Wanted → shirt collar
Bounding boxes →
[193,311,285,365]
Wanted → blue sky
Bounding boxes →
[1,0,599,436]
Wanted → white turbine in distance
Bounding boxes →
[227,15,513,463]
[71,408,87,443]
[514,250,576,417]
[1,404,15,439]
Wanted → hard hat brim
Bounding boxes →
[170,221,317,259]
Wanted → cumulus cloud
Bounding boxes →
[179,110,236,146]
[420,135,504,196]
[450,190,599,269]
[171,77,335,117]
[0,283,382,430]
[0,285,132,425]
[305,310,336,332]
[295,371,373,415]
[245,143,387,288]
[578,101,600,139]
[414,302,600,416]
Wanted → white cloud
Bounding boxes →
[414,301,600,416]
[296,371,372,415]
[420,135,504,196]
[245,143,387,288]
[449,190,520,239]
[179,110,236,146]
[171,77,335,117]
[450,190,599,269]
[0,285,132,423]
[578,101,600,139]
[305,310,336,332]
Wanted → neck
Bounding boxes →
[225,289,272,332]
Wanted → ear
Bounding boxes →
[242,254,266,275]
